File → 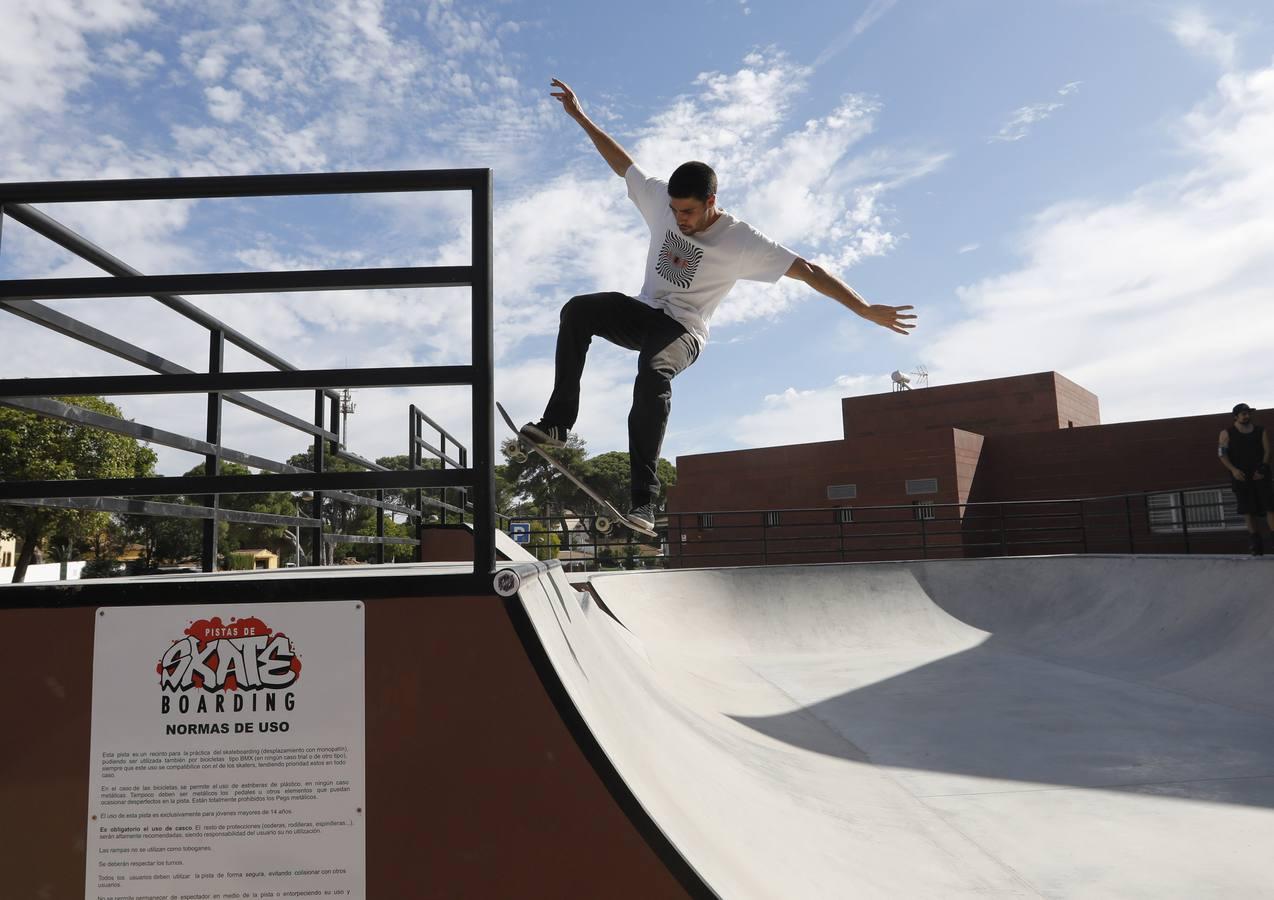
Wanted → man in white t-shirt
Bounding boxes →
[522,78,916,531]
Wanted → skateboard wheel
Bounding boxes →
[595,516,613,534]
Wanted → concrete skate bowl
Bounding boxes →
[520,555,1274,899]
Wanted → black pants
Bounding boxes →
[542,292,700,506]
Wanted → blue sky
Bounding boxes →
[2,0,1272,477]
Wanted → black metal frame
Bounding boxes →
[0,168,495,594]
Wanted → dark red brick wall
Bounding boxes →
[840,371,1099,440]
[1054,372,1101,430]
[954,429,985,507]
[668,429,965,513]
[967,412,1235,502]
[665,371,1251,564]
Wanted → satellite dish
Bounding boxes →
[891,370,912,391]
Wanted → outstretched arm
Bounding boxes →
[784,257,916,336]
[551,78,634,178]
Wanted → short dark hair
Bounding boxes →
[668,161,717,202]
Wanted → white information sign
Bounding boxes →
[85,601,366,900]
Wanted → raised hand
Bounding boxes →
[550,78,584,120]
[864,304,917,336]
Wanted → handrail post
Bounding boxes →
[459,445,469,526]
[201,329,224,573]
[470,170,495,577]
[919,510,928,559]
[1126,494,1135,553]
[376,489,386,564]
[439,431,449,525]
[999,502,1008,556]
[1178,489,1191,553]
[761,511,768,566]
[311,391,325,565]
[1078,499,1087,553]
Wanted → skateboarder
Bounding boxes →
[522,78,916,531]
[1218,403,1274,555]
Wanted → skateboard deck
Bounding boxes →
[496,402,657,539]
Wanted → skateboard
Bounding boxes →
[495,402,657,539]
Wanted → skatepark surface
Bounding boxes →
[512,553,1274,899]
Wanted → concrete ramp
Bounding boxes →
[516,556,1274,899]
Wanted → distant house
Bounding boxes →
[0,534,15,569]
[228,548,279,570]
[560,516,594,550]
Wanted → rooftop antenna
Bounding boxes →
[911,365,930,389]
[890,370,912,392]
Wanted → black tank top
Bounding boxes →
[1227,425,1265,474]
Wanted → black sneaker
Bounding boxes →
[627,501,656,531]
[519,420,568,449]
[1251,533,1265,556]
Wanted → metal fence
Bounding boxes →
[0,169,496,591]
[501,483,1255,572]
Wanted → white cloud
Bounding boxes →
[732,374,892,448]
[0,23,937,473]
[468,51,941,360]
[990,81,1081,143]
[205,86,244,122]
[924,59,1274,423]
[0,0,155,127]
[1170,9,1238,71]
[100,39,166,86]
[814,0,900,68]
[958,243,980,254]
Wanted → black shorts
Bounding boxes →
[1232,476,1274,515]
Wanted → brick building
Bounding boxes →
[665,372,1251,565]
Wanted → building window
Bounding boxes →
[1147,489,1243,533]
[698,513,715,529]
[763,511,781,527]
[913,500,937,521]
[834,508,854,525]
[906,478,938,496]
[827,483,858,501]
[1,551,10,567]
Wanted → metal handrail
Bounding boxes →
[0,168,495,583]
[496,483,1248,573]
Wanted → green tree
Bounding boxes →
[285,450,376,563]
[127,462,296,570]
[526,520,561,561]
[496,440,678,521]
[0,397,157,583]
[498,434,593,515]
[583,451,678,512]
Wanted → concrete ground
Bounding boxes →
[516,555,1274,899]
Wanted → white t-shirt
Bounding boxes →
[625,163,797,349]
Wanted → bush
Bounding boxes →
[82,558,124,579]
[226,552,257,571]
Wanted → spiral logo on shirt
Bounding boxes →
[657,230,703,289]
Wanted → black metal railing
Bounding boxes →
[0,169,495,588]
[501,513,659,572]
[496,484,1252,573]
[664,484,1251,567]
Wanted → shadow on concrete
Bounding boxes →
[731,635,1274,809]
